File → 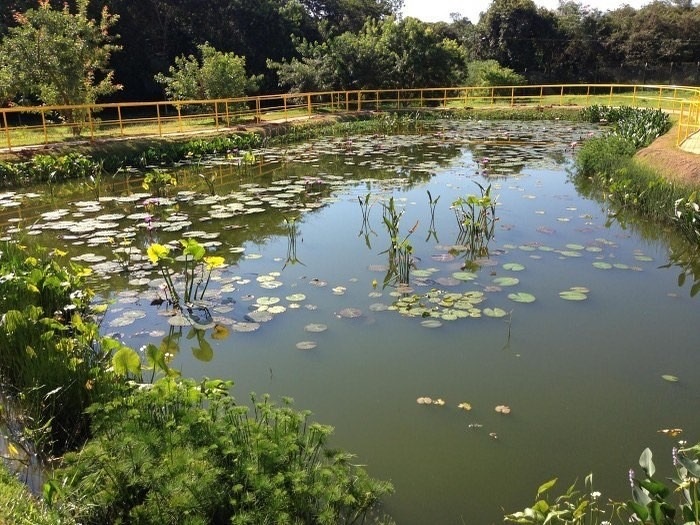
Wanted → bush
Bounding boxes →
[50,377,393,525]
[0,463,66,525]
[574,134,637,177]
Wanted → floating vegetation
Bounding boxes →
[417,397,445,406]
[495,405,512,414]
[507,292,536,303]
[457,402,472,411]
[661,374,679,383]
[304,323,328,333]
[296,341,318,350]
[559,287,590,301]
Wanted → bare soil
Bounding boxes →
[635,126,700,187]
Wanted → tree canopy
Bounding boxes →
[0,0,121,108]
[1,0,699,105]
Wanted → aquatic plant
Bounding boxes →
[49,377,394,525]
[451,182,497,257]
[380,197,417,287]
[147,238,226,313]
[142,168,177,197]
[283,216,303,268]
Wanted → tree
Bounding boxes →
[466,59,526,87]
[0,0,121,112]
[155,43,260,101]
[269,17,466,92]
[474,0,559,80]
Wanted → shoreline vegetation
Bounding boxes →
[1,107,699,524]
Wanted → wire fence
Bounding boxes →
[1,84,699,152]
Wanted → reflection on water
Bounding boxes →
[2,120,700,523]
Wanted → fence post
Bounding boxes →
[41,108,48,145]
[609,85,614,105]
[2,110,11,151]
[397,90,400,109]
[117,105,124,137]
[376,91,379,111]
[510,87,515,107]
[284,95,288,121]
[677,102,684,146]
[256,97,261,121]
[225,101,230,127]
[559,85,564,106]
[88,106,94,141]
[157,104,163,137]
[586,85,590,105]
[357,91,362,112]
[307,94,312,115]
[658,87,663,109]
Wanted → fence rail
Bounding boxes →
[1,84,700,152]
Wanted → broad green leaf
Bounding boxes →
[508,292,536,303]
[112,347,141,376]
[627,500,649,521]
[678,455,700,478]
[639,447,655,477]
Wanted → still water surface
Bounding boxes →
[2,120,699,523]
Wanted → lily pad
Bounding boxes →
[457,402,472,411]
[662,374,679,382]
[484,307,508,318]
[592,262,613,270]
[493,277,520,287]
[338,307,362,318]
[296,341,317,350]
[304,323,328,333]
[420,319,443,328]
[495,405,511,414]
[452,271,478,281]
[502,263,525,272]
[508,292,536,303]
[559,290,588,301]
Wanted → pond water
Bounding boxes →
[2,119,699,524]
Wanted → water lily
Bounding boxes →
[147,243,170,264]
[203,255,225,270]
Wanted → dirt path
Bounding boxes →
[636,127,700,187]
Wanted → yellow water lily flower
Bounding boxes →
[203,255,225,270]
[147,243,170,264]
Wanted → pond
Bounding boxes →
[2,119,699,524]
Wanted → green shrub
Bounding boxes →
[575,134,637,177]
[50,377,393,525]
[579,105,671,148]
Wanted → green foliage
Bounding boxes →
[270,17,467,92]
[155,43,260,102]
[380,197,416,287]
[574,135,638,178]
[673,191,700,244]
[452,182,498,257]
[50,377,394,525]
[0,462,68,525]
[0,241,118,456]
[141,168,177,197]
[466,60,527,87]
[579,106,671,148]
[505,474,622,524]
[146,238,225,312]
[626,445,700,525]
[0,0,121,119]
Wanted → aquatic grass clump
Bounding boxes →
[50,377,394,525]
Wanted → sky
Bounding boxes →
[401,0,655,24]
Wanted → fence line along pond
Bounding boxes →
[1,119,699,523]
